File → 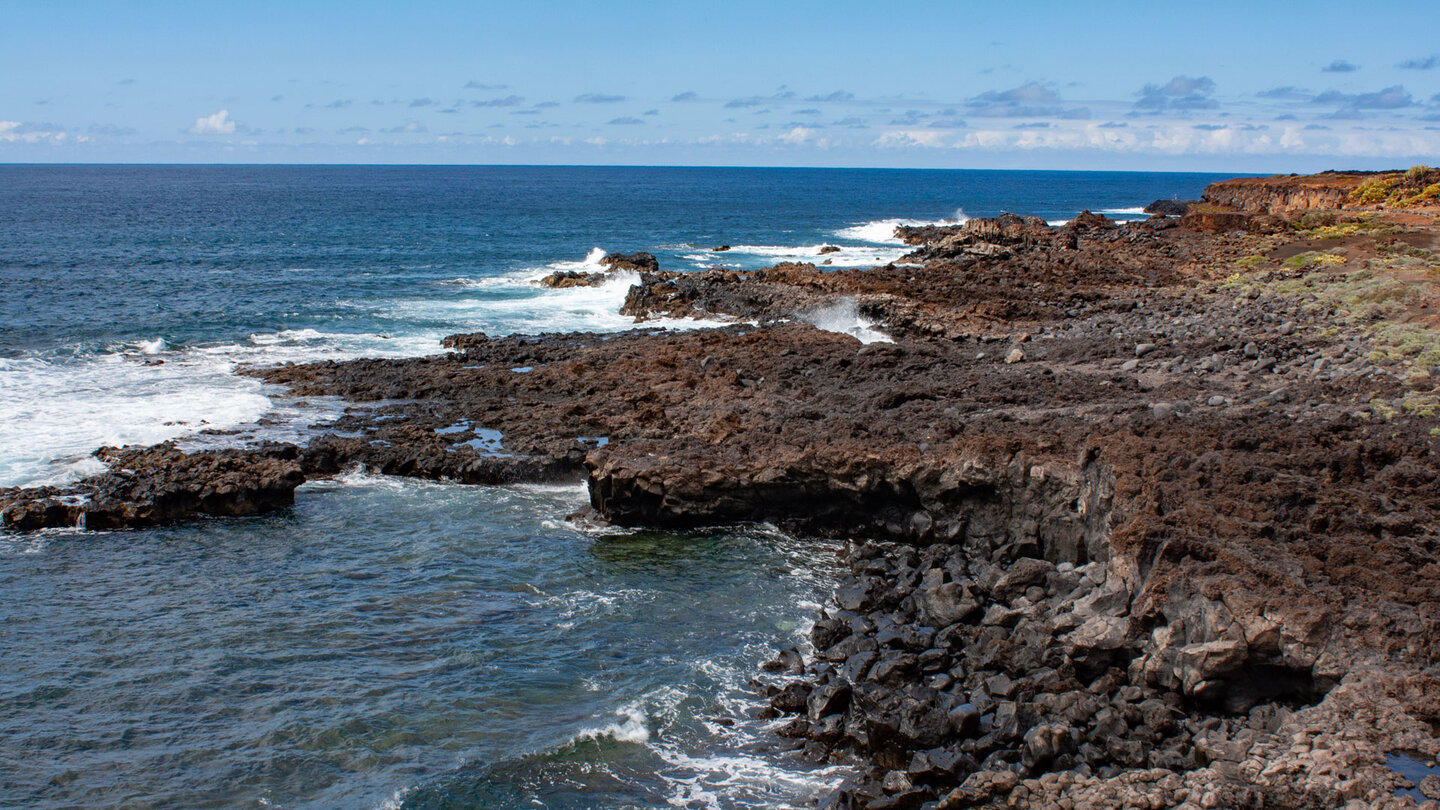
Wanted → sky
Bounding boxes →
[2,0,1439,170]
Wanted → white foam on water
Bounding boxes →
[658,749,848,810]
[0,245,749,489]
[1099,206,1147,216]
[371,786,416,810]
[575,706,652,745]
[0,351,276,488]
[699,243,909,268]
[798,298,892,344]
[396,264,732,337]
[0,323,447,489]
[833,208,969,245]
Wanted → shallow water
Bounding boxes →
[0,474,842,808]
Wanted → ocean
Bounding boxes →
[0,165,1230,808]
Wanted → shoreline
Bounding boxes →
[4,168,1440,807]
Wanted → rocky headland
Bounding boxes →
[4,170,1440,808]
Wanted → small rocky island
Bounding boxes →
[5,169,1440,808]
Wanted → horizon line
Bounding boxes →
[0,161,1312,175]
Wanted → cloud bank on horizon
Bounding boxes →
[1,0,1437,170]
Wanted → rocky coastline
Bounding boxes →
[4,170,1440,807]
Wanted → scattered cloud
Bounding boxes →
[1399,55,1439,70]
[471,94,524,108]
[1322,59,1359,73]
[574,93,624,103]
[805,91,854,103]
[0,121,71,144]
[1015,122,1050,129]
[1313,85,1413,110]
[778,126,818,145]
[608,116,645,125]
[293,126,315,135]
[1097,121,1128,128]
[381,122,427,134]
[967,82,1088,118]
[973,82,1061,105]
[643,109,659,116]
[1257,86,1310,100]
[188,109,236,135]
[116,78,136,86]
[309,99,351,109]
[534,101,559,108]
[1134,75,1218,112]
[464,81,508,90]
[874,129,947,148]
[671,91,699,102]
[87,123,137,136]
[270,95,284,102]
[409,97,435,108]
[725,97,761,108]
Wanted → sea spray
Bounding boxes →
[799,298,892,344]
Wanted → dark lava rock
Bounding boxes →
[599,251,660,272]
[538,270,607,288]
[0,442,304,530]
[1143,199,1197,216]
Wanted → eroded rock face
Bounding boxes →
[1202,173,1365,215]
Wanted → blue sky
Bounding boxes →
[3,0,1438,169]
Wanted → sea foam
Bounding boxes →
[799,298,892,344]
[833,207,969,244]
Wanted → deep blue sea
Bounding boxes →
[0,165,1230,808]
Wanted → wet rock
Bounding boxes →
[0,442,304,530]
[762,647,805,674]
[537,270,606,288]
[598,251,660,272]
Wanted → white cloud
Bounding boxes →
[778,126,814,144]
[0,121,68,143]
[189,110,236,135]
[874,129,948,148]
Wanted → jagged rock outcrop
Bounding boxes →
[1143,199,1196,216]
[537,269,606,288]
[0,443,304,530]
[598,251,660,272]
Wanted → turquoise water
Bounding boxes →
[0,166,1230,807]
